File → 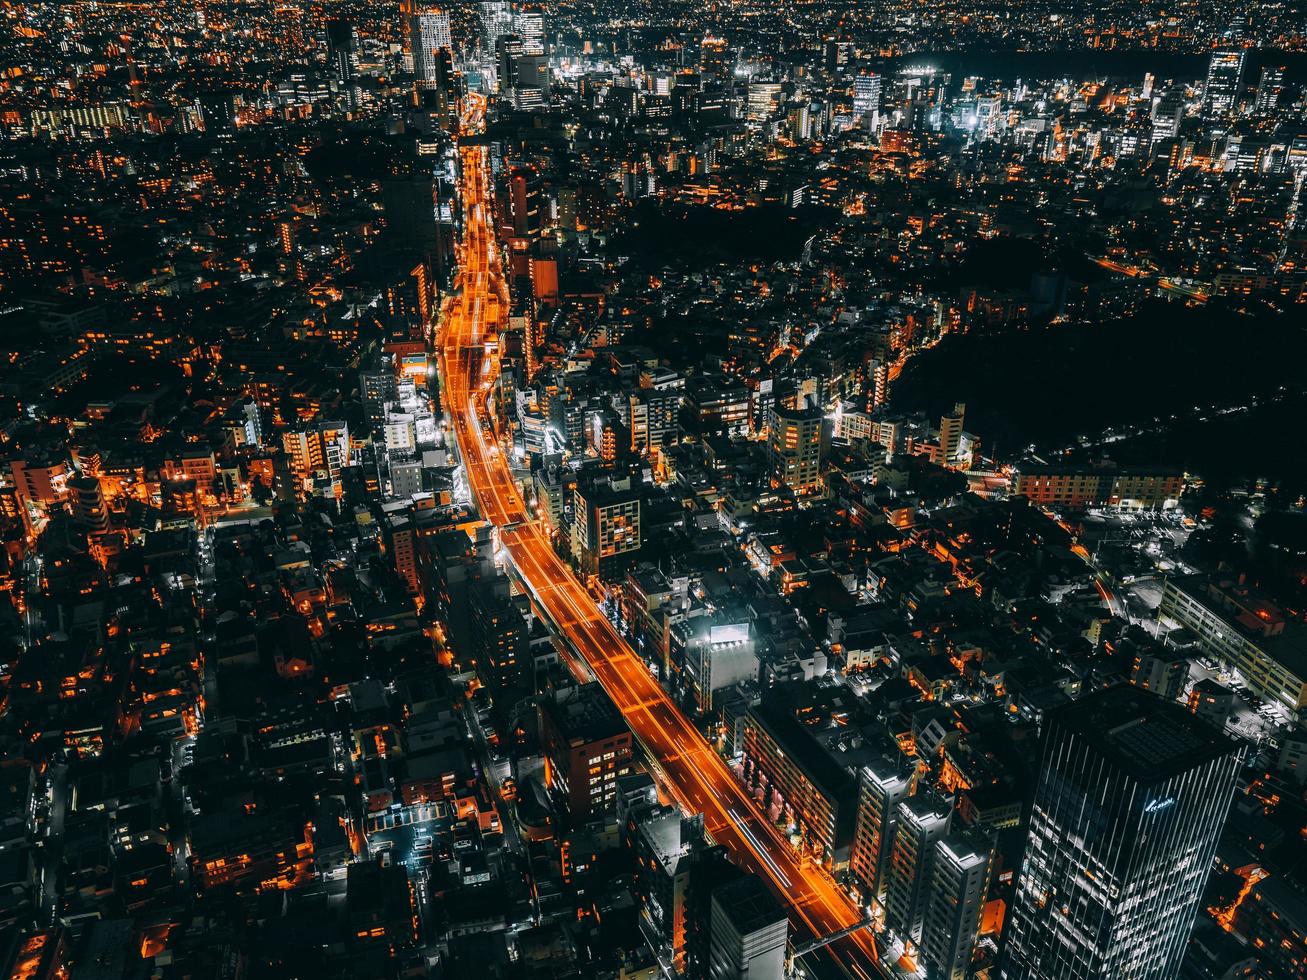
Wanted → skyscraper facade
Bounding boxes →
[409,6,453,86]
[1000,686,1242,980]
[1204,49,1246,117]
[853,73,882,127]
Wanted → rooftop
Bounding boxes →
[1051,684,1239,783]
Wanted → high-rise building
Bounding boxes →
[630,807,704,970]
[480,0,513,54]
[853,73,882,126]
[501,167,538,241]
[1255,64,1285,114]
[495,34,525,96]
[409,6,453,86]
[326,19,359,95]
[746,82,782,123]
[360,365,399,431]
[883,790,952,945]
[570,473,641,580]
[850,755,916,906]
[707,874,788,980]
[767,399,825,495]
[469,582,528,691]
[920,830,995,980]
[999,686,1242,980]
[1150,92,1185,142]
[67,475,109,533]
[1204,49,1246,117]
[699,35,733,79]
[512,3,545,55]
[938,401,966,467]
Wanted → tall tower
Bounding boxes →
[408,5,453,86]
[1204,49,1246,117]
[883,790,952,946]
[853,73,882,127]
[849,755,915,907]
[920,830,995,980]
[512,3,545,55]
[1255,64,1285,114]
[480,1,513,57]
[999,686,1241,980]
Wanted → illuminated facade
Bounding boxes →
[849,754,915,906]
[741,698,858,869]
[570,475,641,580]
[1011,462,1183,511]
[920,830,995,980]
[1204,49,1246,117]
[539,683,633,821]
[1159,576,1307,710]
[1000,686,1241,979]
[767,400,825,495]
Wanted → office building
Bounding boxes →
[1204,49,1245,117]
[1000,686,1242,979]
[539,683,633,821]
[853,73,882,126]
[707,874,788,980]
[480,0,513,55]
[883,790,952,945]
[1150,93,1185,142]
[513,4,545,54]
[850,755,916,906]
[408,6,452,86]
[920,830,995,980]
[1255,64,1285,114]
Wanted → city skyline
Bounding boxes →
[0,1,1304,979]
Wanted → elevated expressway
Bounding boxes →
[436,96,885,979]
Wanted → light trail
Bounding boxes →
[435,93,886,980]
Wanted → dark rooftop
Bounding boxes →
[1050,684,1240,783]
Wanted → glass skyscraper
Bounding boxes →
[1000,686,1242,980]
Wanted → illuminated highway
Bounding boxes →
[436,95,885,979]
